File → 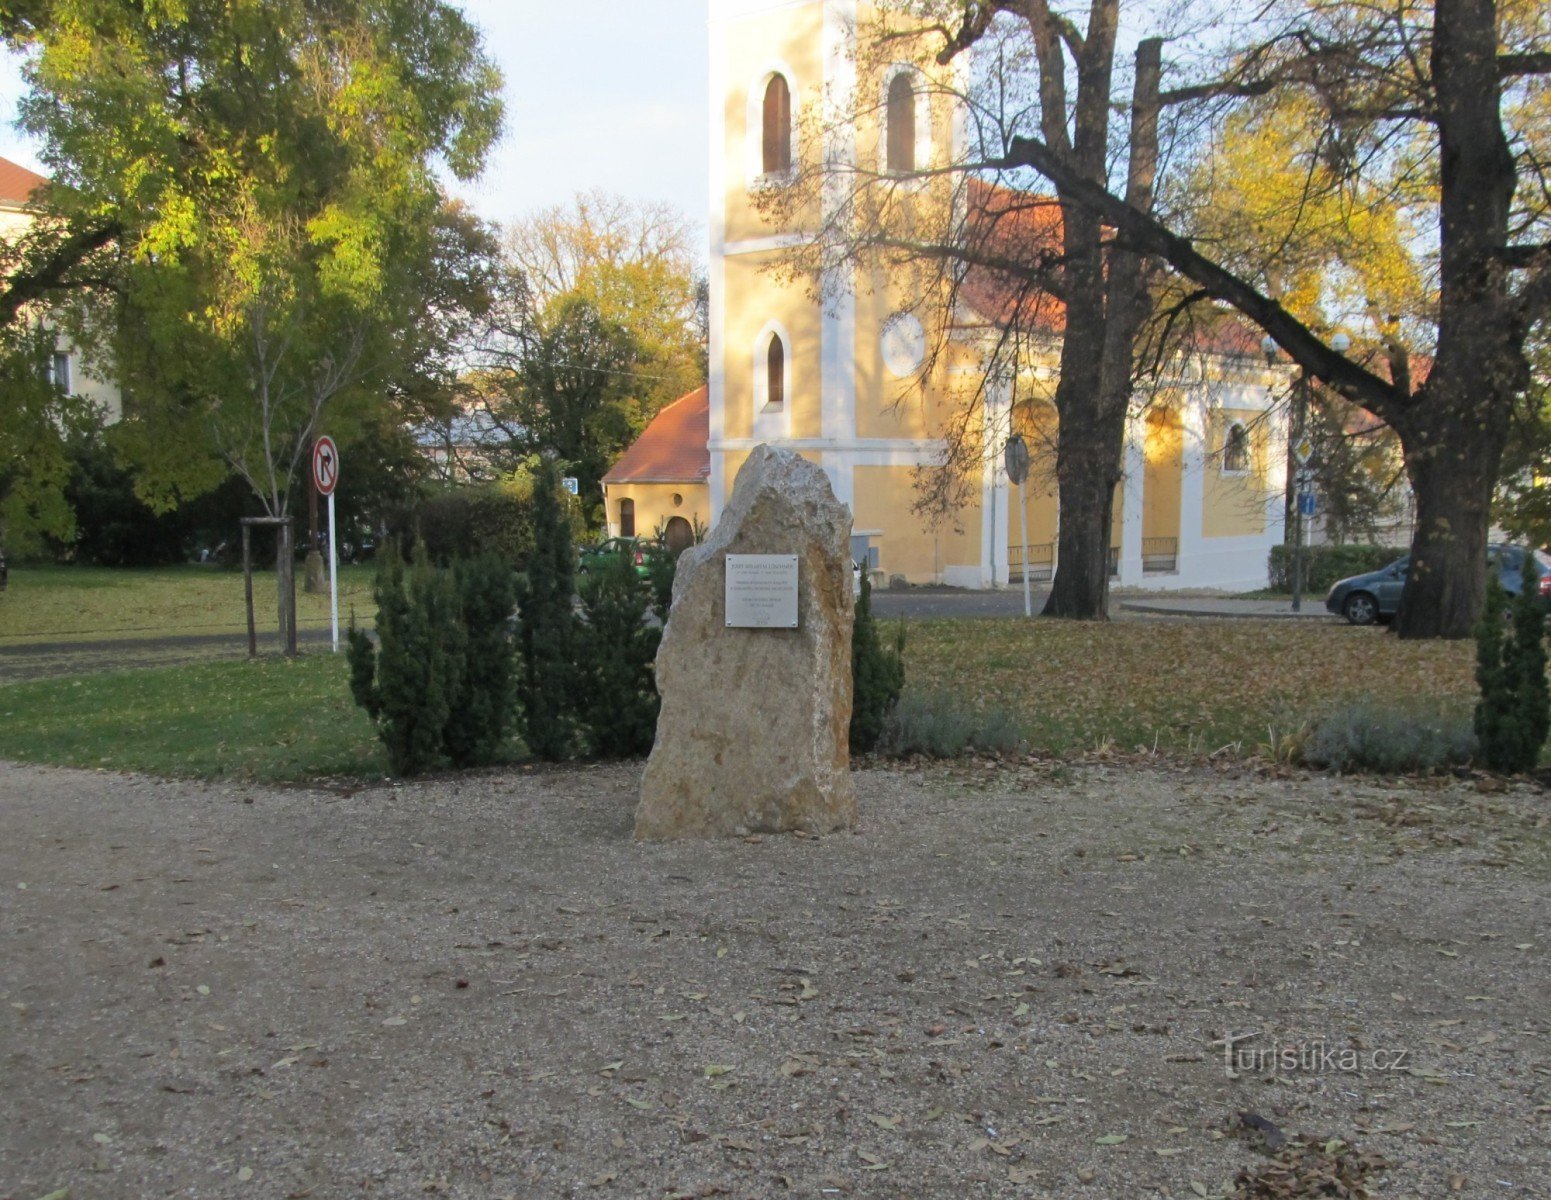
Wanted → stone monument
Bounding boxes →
[635,444,856,839]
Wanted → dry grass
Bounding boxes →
[900,617,1477,759]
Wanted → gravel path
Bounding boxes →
[2,758,1547,1199]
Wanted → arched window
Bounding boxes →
[1224,423,1249,473]
[886,72,915,172]
[762,74,791,175]
[765,334,785,410]
[619,497,636,538]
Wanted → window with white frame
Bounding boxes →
[1223,422,1249,473]
[886,73,915,172]
[879,65,931,176]
[763,332,785,411]
[762,73,791,176]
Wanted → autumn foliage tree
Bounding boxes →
[1,0,504,526]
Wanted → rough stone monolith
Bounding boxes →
[635,444,855,839]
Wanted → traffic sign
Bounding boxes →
[562,476,579,496]
[1004,434,1030,486]
[1298,491,1316,517]
[312,436,340,497]
[1292,436,1315,465]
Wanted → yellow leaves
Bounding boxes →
[1184,95,1433,335]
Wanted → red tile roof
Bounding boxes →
[0,156,49,206]
[958,180,1066,334]
[603,386,710,484]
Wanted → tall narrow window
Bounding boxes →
[886,73,915,172]
[1224,423,1249,473]
[762,74,791,175]
[766,335,785,410]
[48,351,71,394]
[619,498,636,538]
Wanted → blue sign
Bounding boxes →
[562,476,579,496]
[1298,491,1316,517]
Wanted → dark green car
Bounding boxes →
[577,537,665,578]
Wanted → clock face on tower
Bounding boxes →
[880,312,925,377]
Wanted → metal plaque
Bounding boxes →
[725,554,799,629]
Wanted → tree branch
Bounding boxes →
[990,133,1408,420]
[0,219,122,328]
[1500,51,1551,77]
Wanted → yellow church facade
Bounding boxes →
[610,0,1287,591]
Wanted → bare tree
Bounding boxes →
[963,0,1551,637]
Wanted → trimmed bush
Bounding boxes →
[850,572,905,753]
[347,547,461,776]
[1268,544,1398,593]
[1474,563,1550,773]
[577,550,662,758]
[410,484,537,568]
[1302,702,1475,774]
[515,463,578,760]
[879,689,1026,758]
[443,555,518,768]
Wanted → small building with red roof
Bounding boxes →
[601,385,711,551]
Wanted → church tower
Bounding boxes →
[707,0,997,586]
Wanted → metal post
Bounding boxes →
[1292,372,1308,614]
[278,519,298,658]
[1018,481,1032,618]
[242,524,256,659]
[327,492,339,652]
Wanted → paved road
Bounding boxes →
[0,627,341,683]
[1,588,1339,683]
[870,586,1338,621]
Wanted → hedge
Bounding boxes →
[1268,543,1400,593]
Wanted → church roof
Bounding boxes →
[0,156,50,207]
[603,386,710,484]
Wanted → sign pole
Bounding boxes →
[1018,482,1032,618]
[327,492,339,651]
[1003,434,1033,618]
[311,435,341,651]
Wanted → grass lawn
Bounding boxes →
[0,562,378,643]
[0,615,1482,782]
[0,653,385,780]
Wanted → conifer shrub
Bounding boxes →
[1474,561,1550,772]
[577,549,662,758]
[850,571,905,753]
[443,555,518,768]
[515,464,578,760]
[346,546,460,776]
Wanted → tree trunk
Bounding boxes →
[1043,410,1124,617]
[1390,376,1512,638]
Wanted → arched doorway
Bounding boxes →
[663,515,694,556]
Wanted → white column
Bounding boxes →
[1178,391,1207,583]
[1119,402,1147,586]
[707,7,729,523]
[820,1,857,446]
[980,375,1012,586]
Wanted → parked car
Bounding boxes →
[1325,544,1551,625]
[577,536,665,578]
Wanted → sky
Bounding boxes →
[0,0,712,237]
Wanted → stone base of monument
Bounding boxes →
[635,445,856,839]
